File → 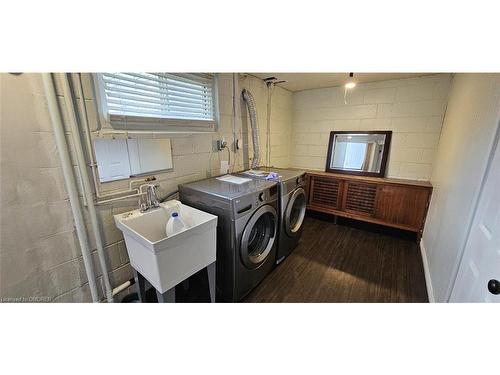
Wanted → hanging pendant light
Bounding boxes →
[344,72,356,104]
[345,72,356,89]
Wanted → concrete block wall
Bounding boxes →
[238,75,293,168]
[290,74,452,180]
[0,73,292,302]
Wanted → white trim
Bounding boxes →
[420,240,435,303]
[212,73,220,132]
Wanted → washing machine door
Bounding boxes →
[285,187,307,237]
[240,205,277,269]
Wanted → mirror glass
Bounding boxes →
[93,138,173,182]
[326,131,391,177]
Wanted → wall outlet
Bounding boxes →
[216,139,227,151]
[220,160,229,175]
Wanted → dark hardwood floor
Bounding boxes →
[245,213,429,303]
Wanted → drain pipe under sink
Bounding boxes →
[42,73,100,302]
[60,73,114,303]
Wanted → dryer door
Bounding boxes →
[240,205,277,269]
[285,187,307,237]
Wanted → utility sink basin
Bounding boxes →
[114,200,217,293]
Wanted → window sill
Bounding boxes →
[106,114,217,133]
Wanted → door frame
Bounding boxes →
[449,119,500,301]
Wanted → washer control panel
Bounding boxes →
[283,174,306,194]
[233,185,278,218]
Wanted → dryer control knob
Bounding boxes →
[296,177,301,185]
[258,192,265,202]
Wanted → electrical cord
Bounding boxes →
[266,82,275,167]
[159,190,179,203]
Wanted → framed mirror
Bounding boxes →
[326,131,392,177]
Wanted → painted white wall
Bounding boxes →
[422,74,500,302]
[290,74,452,180]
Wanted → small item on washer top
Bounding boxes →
[266,172,279,180]
[216,175,252,184]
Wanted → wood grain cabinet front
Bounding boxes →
[306,172,432,242]
[343,181,378,217]
[373,184,431,230]
[308,175,342,210]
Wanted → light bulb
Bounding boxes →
[345,81,356,89]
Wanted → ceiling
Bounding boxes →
[251,73,433,92]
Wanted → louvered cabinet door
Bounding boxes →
[308,176,341,211]
[343,182,378,216]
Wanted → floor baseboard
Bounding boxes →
[420,241,435,303]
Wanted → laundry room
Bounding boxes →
[1,1,499,374]
[4,71,499,304]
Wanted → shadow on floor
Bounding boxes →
[245,213,428,303]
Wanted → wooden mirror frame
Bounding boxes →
[325,130,392,178]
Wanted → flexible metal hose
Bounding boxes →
[242,89,260,169]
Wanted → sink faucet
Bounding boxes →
[139,184,160,212]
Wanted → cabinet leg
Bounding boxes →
[133,270,147,303]
[207,261,216,303]
[156,287,175,303]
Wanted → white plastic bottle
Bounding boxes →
[166,212,186,237]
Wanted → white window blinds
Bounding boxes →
[97,73,217,130]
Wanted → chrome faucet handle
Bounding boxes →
[146,184,160,208]
[138,184,160,211]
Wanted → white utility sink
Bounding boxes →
[114,200,217,294]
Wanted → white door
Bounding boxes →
[450,128,500,302]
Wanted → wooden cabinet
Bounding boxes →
[308,175,342,210]
[343,181,378,216]
[306,171,432,242]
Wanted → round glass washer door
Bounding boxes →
[240,204,277,269]
[285,187,307,237]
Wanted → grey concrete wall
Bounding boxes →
[0,73,293,302]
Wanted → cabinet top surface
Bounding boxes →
[300,169,433,188]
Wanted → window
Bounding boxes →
[343,143,367,170]
[95,73,218,131]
